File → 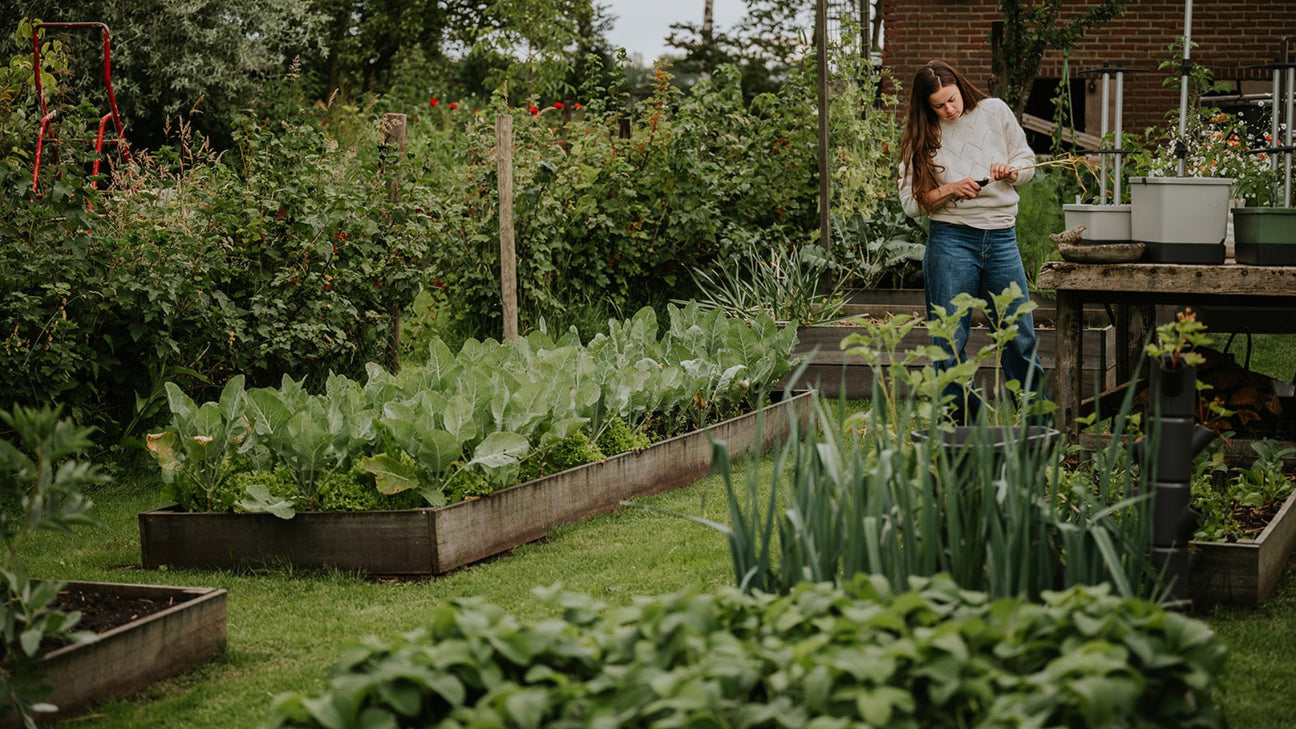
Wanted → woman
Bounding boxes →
[898,59,1046,424]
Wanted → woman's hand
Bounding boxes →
[944,177,985,201]
[989,163,1019,184]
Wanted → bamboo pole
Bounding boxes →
[497,114,518,341]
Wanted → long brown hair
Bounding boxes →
[900,60,990,212]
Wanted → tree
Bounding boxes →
[990,0,1128,117]
[9,0,326,148]
[666,0,810,96]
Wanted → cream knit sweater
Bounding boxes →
[898,97,1036,230]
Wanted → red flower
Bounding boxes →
[429,98,438,106]
[412,116,419,121]
[574,102,583,109]
[554,102,564,109]
[449,102,458,110]
[529,106,539,116]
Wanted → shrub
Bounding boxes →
[265,577,1227,729]
[1,67,428,439]
[0,406,103,727]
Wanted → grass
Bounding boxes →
[23,462,744,729]
[18,400,1296,729]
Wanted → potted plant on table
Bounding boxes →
[1231,129,1296,264]
[1124,110,1264,263]
[1121,37,1280,263]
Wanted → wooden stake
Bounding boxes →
[381,113,407,371]
[815,0,831,250]
[497,114,518,341]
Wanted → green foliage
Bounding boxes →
[842,284,1053,427]
[2,62,429,438]
[146,377,249,513]
[826,21,904,226]
[0,406,103,728]
[594,416,650,456]
[1146,308,1209,368]
[1121,39,1285,203]
[419,64,818,338]
[319,461,422,512]
[265,577,1227,729]
[1192,439,1296,542]
[702,388,1162,603]
[992,0,1129,117]
[227,469,299,514]
[14,3,326,147]
[683,243,847,326]
[679,288,1161,602]
[520,431,605,483]
[148,304,799,514]
[1015,168,1067,285]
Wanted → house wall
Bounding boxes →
[880,0,1296,145]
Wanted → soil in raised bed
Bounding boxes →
[1212,501,1286,543]
[49,587,176,642]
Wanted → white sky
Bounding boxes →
[601,0,749,63]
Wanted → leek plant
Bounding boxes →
[691,285,1168,602]
[705,386,1164,601]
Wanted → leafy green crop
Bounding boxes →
[1192,439,1296,542]
[147,304,798,518]
[265,576,1227,729]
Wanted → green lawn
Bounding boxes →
[13,446,1296,729]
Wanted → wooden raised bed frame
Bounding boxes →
[1191,487,1296,606]
[797,288,1117,399]
[34,581,226,725]
[139,391,812,576]
[792,323,1116,400]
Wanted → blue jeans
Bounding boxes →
[923,221,1047,424]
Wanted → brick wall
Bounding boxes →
[881,0,1296,141]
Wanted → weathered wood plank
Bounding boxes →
[432,392,811,572]
[140,509,438,574]
[840,289,1111,326]
[1192,487,1296,606]
[139,393,812,576]
[795,325,1114,370]
[36,583,226,723]
[1038,261,1296,296]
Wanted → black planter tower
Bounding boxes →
[1144,362,1216,600]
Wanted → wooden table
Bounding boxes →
[1037,260,1296,437]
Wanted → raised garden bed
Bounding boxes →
[791,323,1116,400]
[139,391,812,576]
[839,288,1111,326]
[1078,432,1296,607]
[24,581,227,726]
[1191,486,1296,606]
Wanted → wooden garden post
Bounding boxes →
[815,0,831,251]
[381,112,406,371]
[497,113,518,340]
